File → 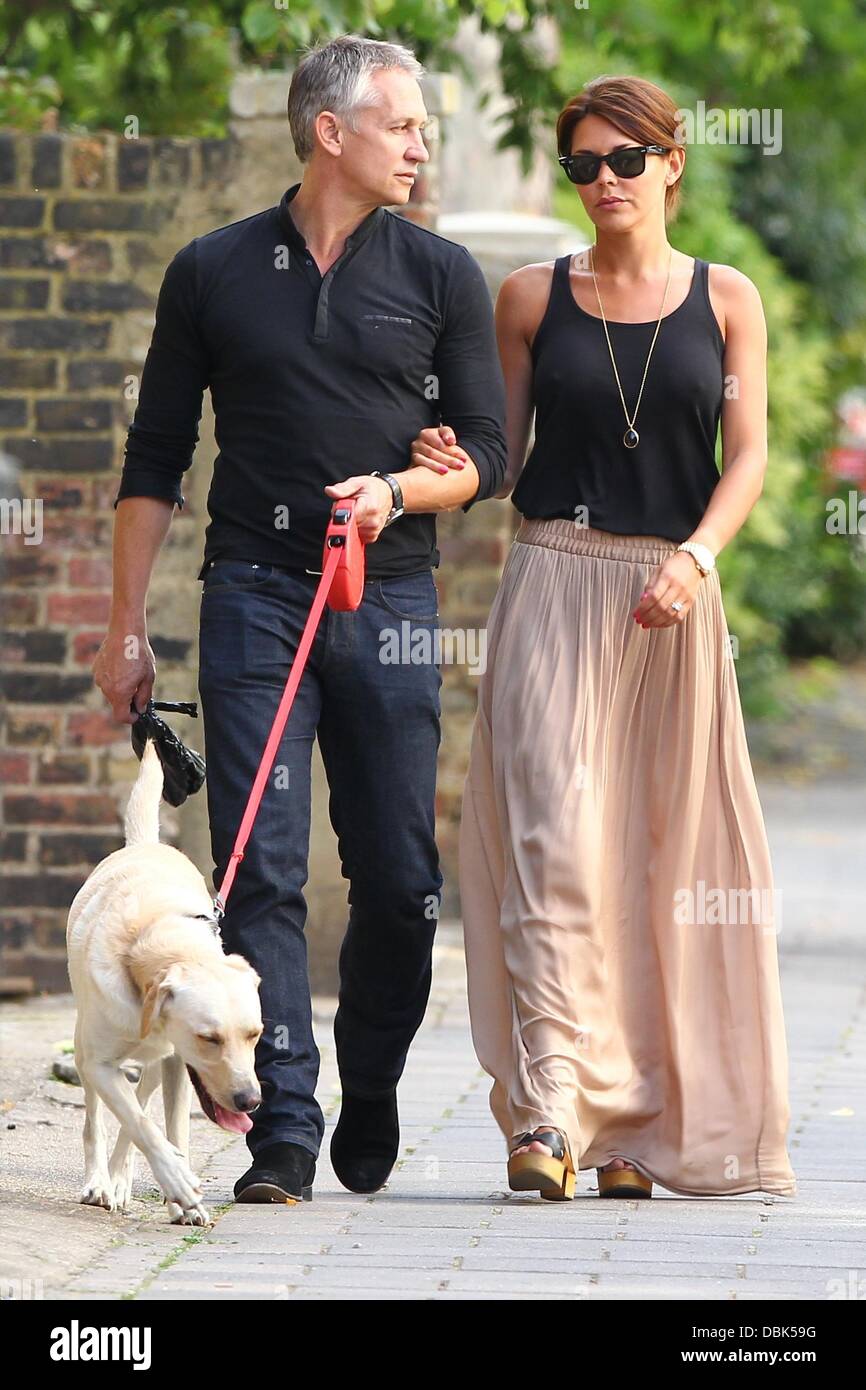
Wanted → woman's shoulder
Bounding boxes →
[498,257,562,299]
[496,258,564,338]
[704,261,763,305]
[703,261,765,344]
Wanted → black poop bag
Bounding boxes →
[130,698,206,807]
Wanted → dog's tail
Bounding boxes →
[124,737,164,846]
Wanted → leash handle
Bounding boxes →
[214,499,366,918]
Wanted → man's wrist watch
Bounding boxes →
[676,541,716,577]
[370,471,404,527]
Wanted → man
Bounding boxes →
[93,34,507,1203]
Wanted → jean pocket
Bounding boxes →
[373,572,439,621]
[201,560,277,593]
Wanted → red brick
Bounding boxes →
[33,918,72,951]
[2,592,39,627]
[39,514,109,547]
[1,629,65,664]
[4,792,118,826]
[67,709,129,746]
[68,556,112,587]
[0,752,30,783]
[70,137,108,190]
[3,552,61,586]
[0,831,28,861]
[36,753,91,785]
[47,592,111,624]
[72,630,105,663]
[1,948,70,992]
[38,830,120,866]
[32,478,85,508]
[3,872,84,907]
[5,712,62,746]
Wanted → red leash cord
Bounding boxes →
[213,499,365,920]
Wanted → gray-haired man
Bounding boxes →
[98,34,507,1203]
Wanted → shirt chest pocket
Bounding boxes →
[357,313,426,376]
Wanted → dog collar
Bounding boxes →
[188,913,222,940]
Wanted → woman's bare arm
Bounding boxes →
[687,265,769,557]
[492,264,550,498]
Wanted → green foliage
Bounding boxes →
[1,3,235,135]
[0,0,536,133]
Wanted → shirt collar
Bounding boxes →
[278,182,385,256]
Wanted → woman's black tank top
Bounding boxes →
[511,253,725,541]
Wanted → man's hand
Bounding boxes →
[324,474,394,545]
[92,624,156,725]
[409,424,469,474]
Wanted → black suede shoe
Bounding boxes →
[233,1141,316,1203]
[330,1090,399,1193]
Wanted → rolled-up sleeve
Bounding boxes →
[433,246,507,512]
[113,240,209,511]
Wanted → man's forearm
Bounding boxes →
[111,497,175,628]
[397,455,483,514]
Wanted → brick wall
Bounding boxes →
[0,129,241,993]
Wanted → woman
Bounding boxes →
[413,75,797,1201]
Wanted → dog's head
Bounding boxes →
[140,955,263,1134]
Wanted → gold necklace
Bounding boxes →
[588,245,673,449]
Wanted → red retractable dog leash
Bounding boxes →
[212,497,366,922]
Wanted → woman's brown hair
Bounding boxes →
[556,75,685,221]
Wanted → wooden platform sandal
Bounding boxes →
[508,1126,576,1201]
[596,1160,653,1198]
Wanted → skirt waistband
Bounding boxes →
[515,517,680,565]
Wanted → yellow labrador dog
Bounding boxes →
[67,737,263,1224]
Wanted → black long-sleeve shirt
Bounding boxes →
[114,182,508,578]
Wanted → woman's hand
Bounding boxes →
[409,424,469,475]
[633,552,704,628]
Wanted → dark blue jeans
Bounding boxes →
[197,559,443,1161]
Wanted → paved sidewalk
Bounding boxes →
[1,778,865,1301]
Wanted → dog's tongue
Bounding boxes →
[213,1103,253,1134]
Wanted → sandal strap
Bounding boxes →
[510,1132,535,1153]
[510,1127,567,1161]
[531,1128,566,1160]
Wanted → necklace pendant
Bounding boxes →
[624,427,640,448]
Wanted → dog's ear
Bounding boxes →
[140,965,185,1038]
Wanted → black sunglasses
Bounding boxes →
[558,145,668,185]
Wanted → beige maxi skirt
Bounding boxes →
[458,518,797,1197]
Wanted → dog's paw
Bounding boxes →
[166,1198,210,1226]
[151,1148,204,1215]
[109,1174,134,1212]
[80,1176,113,1210]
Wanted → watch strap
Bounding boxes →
[370,470,404,524]
[676,541,715,576]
